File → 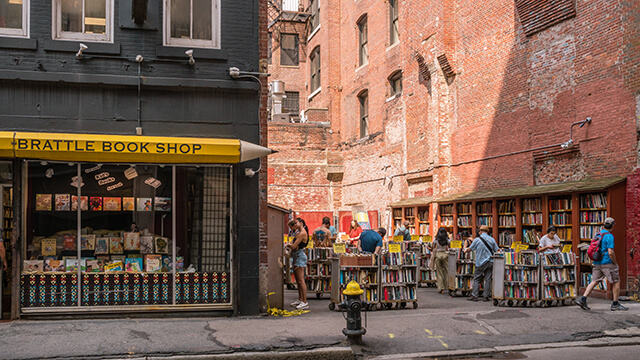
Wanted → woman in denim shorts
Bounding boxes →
[287,218,309,310]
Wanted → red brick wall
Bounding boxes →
[267,0,640,263]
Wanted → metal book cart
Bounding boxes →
[539,252,577,307]
[418,243,437,288]
[492,250,540,307]
[379,251,419,309]
[305,247,333,299]
[330,254,379,311]
[447,249,475,297]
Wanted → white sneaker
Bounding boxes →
[296,301,309,310]
[290,299,301,307]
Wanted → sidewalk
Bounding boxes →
[0,286,638,360]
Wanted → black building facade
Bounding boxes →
[0,0,268,318]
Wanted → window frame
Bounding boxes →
[388,70,403,97]
[280,33,299,66]
[164,0,221,49]
[357,15,368,67]
[0,0,29,38]
[309,0,320,32]
[309,46,321,94]
[52,0,114,42]
[389,0,399,45]
[358,90,369,139]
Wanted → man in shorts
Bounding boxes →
[576,217,628,311]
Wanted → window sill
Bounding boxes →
[356,62,368,72]
[0,37,37,50]
[308,87,321,100]
[307,25,321,42]
[156,46,228,61]
[386,93,402,102]
[44,40,121,55]
[280,65,300,69]
[386,41,400,52]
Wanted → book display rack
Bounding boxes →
[540,252,577,306]
[447,249,475,297]
[330,254,379,311]
[457,202,472,231]
[521,197,542,247]
[439,204,454,230]
[497,199,516,248]
[305,247,333,299]
[418,243,436,287]
[492,250,539,307]
[380,252,419,309]
[578,192,609,292]
[391,203,432,240]
[476,201,493,232]
[417,206,431,237]
[392,208,403,232]
[548,195,573,245]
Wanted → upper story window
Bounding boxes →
[0,0,29,38]
[310,46,321,93]
[388,70,402,97]
[281,0,299,11]
[53,0,112,42]
[389,0,399,45]
[309,0,320,32]
[268,32,272,64]
[280,33,299,66]
[165,0,220,48]
[358,90,368,138]
[357,15,368,66]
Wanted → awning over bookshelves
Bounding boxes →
[389,196,434,207]
[0,131,273,164]
[436,177,626,203]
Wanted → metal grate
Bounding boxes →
[283,91,300,117]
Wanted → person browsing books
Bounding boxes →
[286,218,310,310]
[464,225,499,301]
[349,220,363,246]
[460,230,474,249]
[312,217,333,247]
[358,228,387,254]
[576,217,628,311]
[394,220,412,241]
[431,227,450,294]
[538,226,561,253]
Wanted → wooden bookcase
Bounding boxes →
[417,205,431,238]
[497,199,516,247]
[438,203,454,237]
[456,202,473,238]
[521,197,543,247]
[391,203,432,240]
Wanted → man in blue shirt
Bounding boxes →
[358,228,387,254]
[464,225,499,301]
[577,217,628,311]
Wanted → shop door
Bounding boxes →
[1,184,12,320]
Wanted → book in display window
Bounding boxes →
[21,162,233,308]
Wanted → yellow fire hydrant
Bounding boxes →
[339,280,368,344]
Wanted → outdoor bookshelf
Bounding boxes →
[540,252,577,306]
[578,192,609,294]
[548,195,573,245]
[497,199,516,248]
[476,201,493,233]
[492,250,540,307]
[456,202,473,232]
[330,254,379,310]
[439,203,454,233]
[404,207,416,235]
[417,205,431,238]
[447,249,475,297]
[391,201,433,240]
[418,243,436,287]
[305,247,333,299]
[521,197,542,247]
[380,251,419,309]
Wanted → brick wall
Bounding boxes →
[267,0,640,250]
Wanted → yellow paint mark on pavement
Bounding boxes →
[475,330,486,335]
[388,334,395,339]
[424,329,448,348]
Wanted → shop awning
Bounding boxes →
[0,131,274,164]
[389,196,434,207]
[436,177,626,203]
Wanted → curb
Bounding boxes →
[367,336,640,359]
[110,347,355,360]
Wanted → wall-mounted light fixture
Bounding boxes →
[135,55,144,63]
[185,49,195,65]
[561,117,591,150]
[76,43,88,59]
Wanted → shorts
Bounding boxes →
[592,263,620,284]
[292,249,308,268]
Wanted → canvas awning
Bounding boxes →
[0,131,273,164]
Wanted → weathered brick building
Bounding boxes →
[267,1,640,294]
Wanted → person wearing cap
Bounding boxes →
[464,225,499,301]
[358,228,387,254]
[577,217,628,311]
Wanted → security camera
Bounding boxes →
[560,139,574,150]
[185,49,195,65]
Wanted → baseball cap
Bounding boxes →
[604,217,615,226]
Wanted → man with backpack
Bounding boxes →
[577,217,628,311]
[394,220,412,241]
[464,225,499,301]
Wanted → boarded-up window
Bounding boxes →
[280,33,299,66]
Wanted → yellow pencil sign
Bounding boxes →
[423,235,433,242]
[510,241,521,249]
[333,243,346,254]
[393,235,404,242]
[411,235,420,242]
[450,240,462,249]
[283,234,289,243]
[307,239,314,249]
[389,243,402,253]
[562,244,572,253]
[516,244,529,252]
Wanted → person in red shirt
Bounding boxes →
[348,220,363,246]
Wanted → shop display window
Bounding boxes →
[22,162,231,308]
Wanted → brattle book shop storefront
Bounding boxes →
[0,131,270,316]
